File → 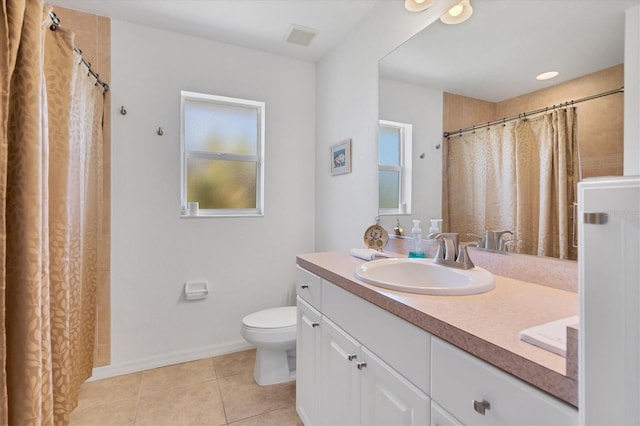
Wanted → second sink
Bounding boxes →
[355,258,495,296]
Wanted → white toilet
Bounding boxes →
[240,306,297,386]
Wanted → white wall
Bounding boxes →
[378,78,443,234]
[625,5,640,175]
[315,0,458,251]
[97,20,316,378]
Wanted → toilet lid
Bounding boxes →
[242,306,297,329]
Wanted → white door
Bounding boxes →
[360,346,429,426]
[296,297,321,426]
[320,317,361,426]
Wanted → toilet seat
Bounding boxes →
[242,306,296,330]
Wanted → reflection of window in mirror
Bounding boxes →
[378,120,412,215]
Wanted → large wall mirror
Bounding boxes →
[378,0,636,259]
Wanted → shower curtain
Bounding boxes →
[446,108,578,260]
[1,1,105,424]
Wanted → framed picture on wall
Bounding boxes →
[330,139,352,175]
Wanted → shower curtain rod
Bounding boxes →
[443,86,624,138]
[48,11,110,93]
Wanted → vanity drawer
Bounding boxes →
[321,279,430,394]
[296,266,321,310]
[431,338,578,425]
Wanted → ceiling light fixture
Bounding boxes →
[405,0,436,12]
[440,0,473,24]
[536,71,559,81]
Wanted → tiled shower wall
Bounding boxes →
[53,6,111,367]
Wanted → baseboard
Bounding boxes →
[88,340,255,381]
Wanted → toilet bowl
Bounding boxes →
[240,306,297,386]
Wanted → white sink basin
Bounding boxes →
[354,258,495,296]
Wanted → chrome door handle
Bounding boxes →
[472,399,490,415]
[347,354,357,361]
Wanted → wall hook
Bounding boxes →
[435,144,441,150]
[157,127,164,136]
[419,153,425,159]
[120,106,127,115]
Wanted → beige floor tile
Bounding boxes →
[228,407,302,426]
[213,349,256,378]
[135,378,226,426]
[77,372,143,408]
[140,358,216,396]
[69,397,138,426]
[219,372,296,423]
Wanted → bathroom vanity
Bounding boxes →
[295,251,579,426]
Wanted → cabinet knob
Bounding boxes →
[472,399,490,415]
[311,322,320,328]
[357,362,367,370]
[301,284,309,289]
[347,354,357,361]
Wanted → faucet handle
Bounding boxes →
[468,233,486,248]
[499,238,520,252]
[457,242,477,269]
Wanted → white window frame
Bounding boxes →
[180,91,265,217]
[378,119,412,216]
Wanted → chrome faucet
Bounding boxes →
[433,233,476,270]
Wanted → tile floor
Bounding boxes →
[70,349,302,426]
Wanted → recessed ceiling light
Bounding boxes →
[536,71,559,81]
[405,0,436,12]
[440,0,473,24]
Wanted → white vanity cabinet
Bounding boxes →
[296,265,578,426]
[431,338,578,425]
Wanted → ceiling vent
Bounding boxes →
[285,24,318,47]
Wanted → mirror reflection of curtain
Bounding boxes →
[1,2,105,424]
[446,108,578,260]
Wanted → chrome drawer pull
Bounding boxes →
[347,354,357,361]
[472,399,490,415]
[311,322,319,328]
[357,362,367,370]
[301,284,309,289]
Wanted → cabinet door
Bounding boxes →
[297,297,321,426]
[320,317,361,426]
[360,347,429,426]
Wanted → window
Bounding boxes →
[378,120,412,215]
[181,91,265,217]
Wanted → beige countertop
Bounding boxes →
[296,251,579,407]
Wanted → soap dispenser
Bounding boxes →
[408,219,426,258]
[428,219,443,237]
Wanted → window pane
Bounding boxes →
[379,126,400,166]
[379,170,400,209]
[184,100,258,155]
[187,158,257,209]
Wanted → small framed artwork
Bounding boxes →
[330,139,352,175]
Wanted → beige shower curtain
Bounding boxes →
[447,108,578,260]
[1,1,104,424]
